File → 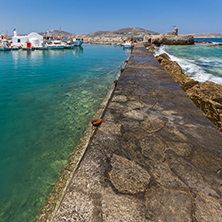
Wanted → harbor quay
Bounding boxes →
[34,43,222,221]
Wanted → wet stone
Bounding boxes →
[112,95,128,103]
[166,141,193,156]
[125,100,144,111]
[53,188,93,222]
[140,114,165,133]
[123,109,145,121]
[155,100,176,110]
[119,119,139,129]
[151,163,189,190]
[98,121,121,136]
[162,110,186,125]
[166,151,219,197]
[194,193,222,222]
[140,96,157,107]
[157,124,188,141]
[102,187,145,222]
[108,101,124,110]
[190,148,222,173]
[109,154,151,194]
[145,187,192,222]
[139,135,165,161]
[121,126,151,140]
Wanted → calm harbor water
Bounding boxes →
[155,38,222,85]
[0,45,129,222]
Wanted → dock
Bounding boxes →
[35,43,222,221]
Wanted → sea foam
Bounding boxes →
[154,45,222,85]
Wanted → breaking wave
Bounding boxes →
[154,45,222,85]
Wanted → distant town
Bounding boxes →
[1,26,222,51]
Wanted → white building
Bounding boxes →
[27,32,43,47]
[12,31,43,47]
[12,30,28,46]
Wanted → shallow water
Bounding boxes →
[155,38,222,85]
[0,45,128,222]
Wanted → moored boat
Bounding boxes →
[0,46,10,51]
[34,44,48,50]
[64,45,74,49]
[0,41,10,51]
[11,46,20,50]
[47,40,66,49]
[70,38,83,47]
[122,40,133,49]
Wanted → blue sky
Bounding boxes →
[0,0,221,35]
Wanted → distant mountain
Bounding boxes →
[82,27,159,38]
[39,30,75,38]
[192,33,222,38]
[8,27,158,39]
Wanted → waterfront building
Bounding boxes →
[27,32,43,47]
[12,30,28,46]
[12,30,43,47]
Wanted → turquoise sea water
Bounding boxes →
[0,45,128,222]
[155,38,222,85]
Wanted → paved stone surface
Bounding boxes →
[53,43,222,221]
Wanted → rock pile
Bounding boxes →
[144,34,194,46]
[154,52,222,132]
[194,40,213,44]
[166,27,178,36]
[144,28,194,46]
[207,43,222,47]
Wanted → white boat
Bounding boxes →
[122,40,133,49]
[70,38,83,47]
[11,46,20,50]
[34,43,48,50]
[47,40,66,49]
[35,46,48,50]
[0,41,10,51]
[64,45,74,49]
[0,46,10,51]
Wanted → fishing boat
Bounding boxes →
[70,38,83,47]
[11,46,20,50]
[0,41,10,51]
[0,45,10,51]
[122,40,133,49]
[47,40,66,49]
[34,42,48,50]
[64,44,74,49]
[35,45,48,50]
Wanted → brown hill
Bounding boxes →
[81,27,159,38]
[36,27,158,38]
[39,30,75,38]
[34,27,159,38]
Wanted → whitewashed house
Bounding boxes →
[12,30,28,46]
[27,32,43,47]
[12,30,43,47]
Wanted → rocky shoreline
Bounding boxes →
[146,44,222,132]
[144,28,194,46]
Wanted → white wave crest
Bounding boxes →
[154,46,222,85]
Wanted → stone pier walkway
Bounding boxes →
[53,43,222,221]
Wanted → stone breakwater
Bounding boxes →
[35,43,222,221]
[144,28,194,46]
[149,45,222,132]
[144,34,194,46]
